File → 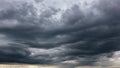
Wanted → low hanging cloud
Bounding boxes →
[0,0,120,67]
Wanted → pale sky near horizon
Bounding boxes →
[0,64,119,68]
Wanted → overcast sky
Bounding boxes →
[0,0,120,68]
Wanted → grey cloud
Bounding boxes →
[0,45,30,63]
[34,0,44,3]
[0,0,120,67]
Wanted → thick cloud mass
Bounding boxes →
[0,0,120,67]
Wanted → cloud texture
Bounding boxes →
[0,0,120,67]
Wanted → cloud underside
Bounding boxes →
[0,0,120,67]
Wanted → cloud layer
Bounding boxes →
[0,0,120,67]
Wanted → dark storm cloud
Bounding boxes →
[0,44,30,63]
[57,0,120,65]
[0,0,120,66]
[0,1,59,48]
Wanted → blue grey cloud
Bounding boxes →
[0,0,120,67]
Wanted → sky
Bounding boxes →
[0,64,119,68]
[0,0,120,68]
